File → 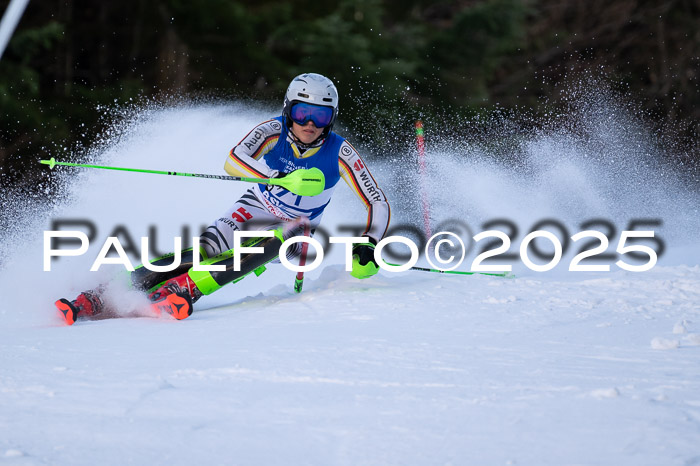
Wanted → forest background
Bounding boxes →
[1,0,698,197]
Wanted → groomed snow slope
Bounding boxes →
[1,101,699,465]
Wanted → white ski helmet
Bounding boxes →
[283,73,339,136]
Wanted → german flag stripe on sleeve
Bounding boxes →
[251,136,279,160]
[339,158,371,207]
[228,149,267,178]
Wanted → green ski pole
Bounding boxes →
[39,157,325,197]
[385,263,514,278]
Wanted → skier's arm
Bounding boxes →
[224,119,282,178]
[338,141,391,244]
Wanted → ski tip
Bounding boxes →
[40,157,57,169]
[55,298,78,325]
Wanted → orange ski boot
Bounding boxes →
[55,288,105,325]
[148,273,200,320]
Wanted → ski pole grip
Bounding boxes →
[40,158,57,169]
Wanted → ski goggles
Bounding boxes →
[289,102,334,128]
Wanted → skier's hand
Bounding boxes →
[351,237,379,279]
[266,170,286,190]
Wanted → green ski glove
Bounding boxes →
[351,238,379,279]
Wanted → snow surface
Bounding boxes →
[1,101,700,465]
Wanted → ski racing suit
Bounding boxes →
[131,116,391,297]
[199,116,391,259]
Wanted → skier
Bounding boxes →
[55,72,391,325]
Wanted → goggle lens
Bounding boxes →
[290,102,334,128]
